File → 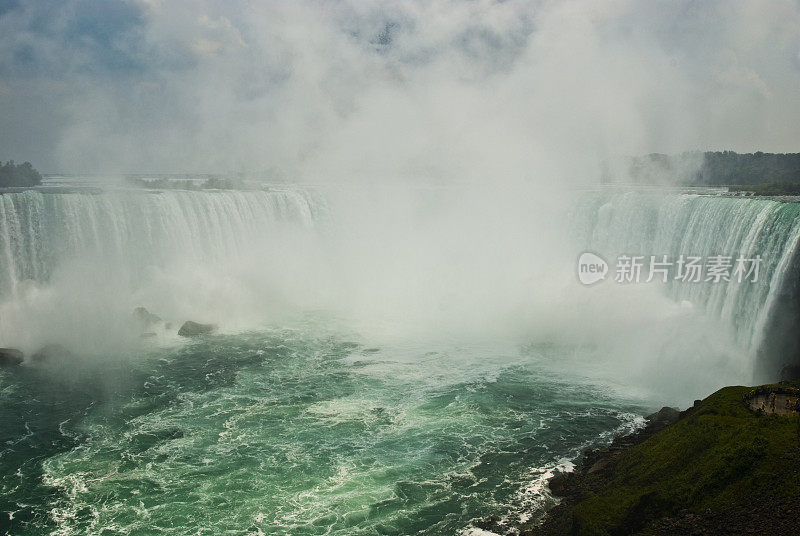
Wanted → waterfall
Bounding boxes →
[0,188,324,298]
[1,186,799,380]
[573,191,800,378]
[0,187,327,352]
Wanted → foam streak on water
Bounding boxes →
[2,187,800,534]
[0,327,645,536]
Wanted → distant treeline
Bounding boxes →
[127,176,244,190]
[625,151,800,186]
[728,182,800,196]
[0,161,43,187]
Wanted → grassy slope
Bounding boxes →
[569,386,800,535]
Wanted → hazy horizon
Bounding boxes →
[1,0,799,180]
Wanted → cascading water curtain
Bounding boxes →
[0,189,324,298]
[572,191,800,369]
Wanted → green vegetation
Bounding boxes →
[126,176,244,190]
[699,151,800,185]
[625,151,800,186]
[0,161,43,187]
[540,385,800,535]
[728,182,800,196]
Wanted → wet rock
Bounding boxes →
[0,348,24,367]
[178,321,216,337]
[548,474,570,496]
[31,344,72,363]
[133,307,162,330]
[588,458,612,474]
[646,406,681,426]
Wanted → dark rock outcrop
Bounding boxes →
[646,406,680,428]
[133,307,162,330]
[178,321,216,337]
[0,348,24,367]
[30,344,73,363]
[504,385,800,536]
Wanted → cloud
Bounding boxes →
[0,0,798,179]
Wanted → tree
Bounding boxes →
[0,160,43,187]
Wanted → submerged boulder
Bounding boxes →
[0,348,24,367]
[31,344,73,363]
[133,307,162,330]
[178,321,216,337]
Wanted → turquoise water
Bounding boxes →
[0,320,645,535]
[4,187,800,535]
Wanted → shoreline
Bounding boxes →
[475,383,800,536]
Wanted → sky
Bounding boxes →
[0,0,799,179]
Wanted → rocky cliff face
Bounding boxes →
[477,384,800,536]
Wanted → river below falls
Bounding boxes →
[0,318,648,536]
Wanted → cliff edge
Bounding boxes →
[481,383,800,536]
